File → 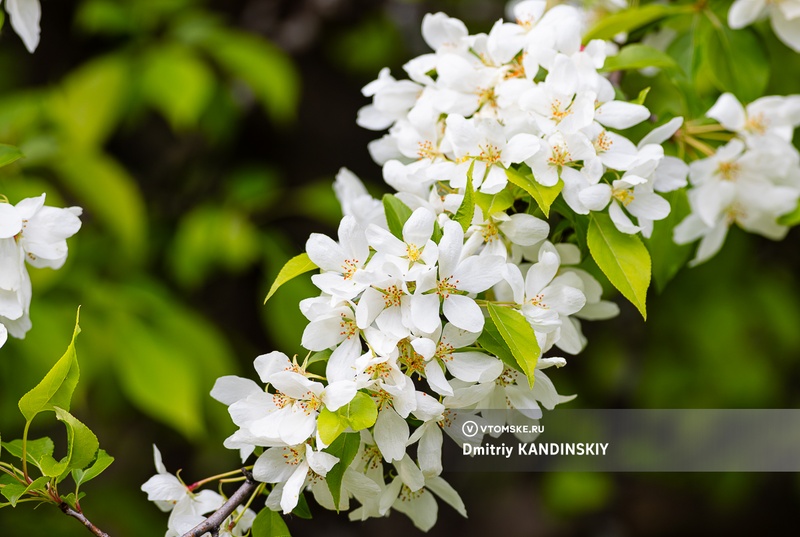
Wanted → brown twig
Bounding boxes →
[59,503,111,537]
[181,469,259,537]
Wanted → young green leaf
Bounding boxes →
[251,508,292,537]
[382,194,413,239]
[588,213,651,319]
[317,409,348,446]
[475,188,515,217]
[601,44,679,72]
[38,408,99,479]
[18,311,81,422]
[72,449,115,489]
[477,315,519,372]
[454,161,476,232]
[486,304,540,388]
[506,167,562,217]
[324,433,360,510]
[0,476,48,507]
[264,253,318,304]
[583,4,694,42]
[2,438,55,468]
[337,392,378,431]
[0,144,23,168]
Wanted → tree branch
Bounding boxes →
[181,469,259,537]
[59,503,111,537]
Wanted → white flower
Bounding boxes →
[413,219,505,333]
[379,474,467,531]
[0,194,81,344]
[707,92,800,145]
[729,0,800,52]
[141,445,225,537]
[253,443,339,514]
[444,114,540,194]
[419,323,503,395]
[3,0,41,53]
[306,215,372,300]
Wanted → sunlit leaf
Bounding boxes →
[18,311,81,422]
[588,212,651,319]
[264,253,318,304]
[325,433,360,510]
[486,304,540,388]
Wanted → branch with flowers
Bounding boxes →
[3,0,800,535]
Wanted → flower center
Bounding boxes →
[282,447,303,466]
[481,221,500,242]
[339,313,358,339]
[594,130,613,153]
[528,292,547,308]
[417,140,440,160]
[341,259,359,280]
[407,243,422,262]
[717,161,740,180]
[745,112,767,135]
[478,143,502,164]
[437,276,460,299]
[547,144,571,167]
[613,188,635,206]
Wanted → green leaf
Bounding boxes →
[18,311,81,422]
[317,408,348,446]
[486,304,540,388]
[583,4,694,42]
[38,408,99,479]
[72,449,114,489]
[477,315,519,372]
[140,44,215,130]
[291,493,313,519]
[601,44,680,72]
[632,87,651,106]
[337,392,378,432]
[61,492,86,510]
[506,167,562,217]
[705,25,769,103]
[57,153,147,263]
[475,188,515,217]
[2,438,55,468]
[646,190,692,292]
[0,144,23,168]
[201,28,299,124]
[171,205,262,289]
[587,212,651,319]
[251,508,292,537]
[778,201,800,227]
[48,55,130,150]
[264,253,317,304]
[324,433,360,510]
[454,161,476,232]
[383,194,413,239]
[0,476,48,507]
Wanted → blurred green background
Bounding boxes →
[2,0,800,535]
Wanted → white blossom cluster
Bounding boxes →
[674,93,800,265]
[143,1,800,534]
[0,194,82,348]
[193,1,694,531]
[359,0,687,238]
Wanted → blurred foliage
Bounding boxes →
[2,0,800,536]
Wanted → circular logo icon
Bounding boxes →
[461,420,479,438]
